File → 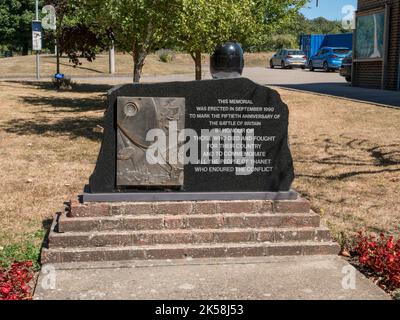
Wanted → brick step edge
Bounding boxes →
[48,227,333,248]
[67,198,310,217]
[58,213,321,232]
[41,241,340,264]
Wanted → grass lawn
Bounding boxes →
[0,79,399,264]
[0,52,272,78]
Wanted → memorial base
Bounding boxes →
[81,190,298,203]
[42,192,340,264]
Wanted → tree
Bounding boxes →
[177,0,307,80]
[175,0,233,80]
[42,0,111,74]
[78,0,182,83]
[308,17,346,34]
[0,0,39,54]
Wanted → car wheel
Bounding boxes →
[270,60,274,69]
[345,76,351,83]
[309,61,314,71]
[301,66,306,70]
[323,61,330,72]
[281,61,286,69]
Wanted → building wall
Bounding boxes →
[353,61,383,88]
[354,0,400,90]
[386,0,400,89]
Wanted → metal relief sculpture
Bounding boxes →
[116,97,185,187]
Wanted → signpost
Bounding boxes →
[32,0,41,79]
[32,1,57,80]
[32,21,42,51]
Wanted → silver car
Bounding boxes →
[269,49,307,69]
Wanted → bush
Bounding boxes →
[353,231,400,289]
[256,34,299,52]
[156,49,175,63]
[52,77,74,90]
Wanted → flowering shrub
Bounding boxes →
[0,261,34,300]
[353,231,400,289]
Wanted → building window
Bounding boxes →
[355,12,385,60]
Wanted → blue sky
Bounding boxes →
[300,0,357,21]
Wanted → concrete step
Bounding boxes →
[67,198,310,217]
[57,213,321,233]
[41,241,341,263]
[49,227,333,248]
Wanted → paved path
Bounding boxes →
[5,67,398,108]
[34,255,389,300]
[68,67,400,109]
[247,68,400,108]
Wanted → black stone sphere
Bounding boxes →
[210,42,244,79]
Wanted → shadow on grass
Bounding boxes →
[2,81,107,140]
[56,61,105,74]
[295,135,400,181]
[22,96,106,113]
[5,80,113,94]
[3,116,103,141]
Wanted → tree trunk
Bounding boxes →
[56,40,60,74]
[191,50,202,81]
[133,45,147,83]
[22,42,29,55]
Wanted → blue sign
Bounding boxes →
[32,21,42,51]
[54,73,65,79]
[32,21,42,32]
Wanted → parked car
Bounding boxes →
[308,47,350,72]
[269,49,307,69]
[340,51,353,82]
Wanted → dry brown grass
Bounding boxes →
[0,80,399,248]
[0,81,106,245]
[0,52,273,78]
[281,89,400,242]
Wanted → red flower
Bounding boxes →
[354,231,400,290]
[359,255,369,264]
[21,285,30,293]
[1,286,11,295]
[0,260,34,300]
[387,238,394,250]
[387,254,395,264]
[369,241,377,248]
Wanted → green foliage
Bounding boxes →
[252,12,349,52]
[307,16,347,34]
[0,230,45,271]
[266,34,299,50]
[43,0,110,71]
[176,0,307,79]
[276,12,348,38]
[177,0,307,55]
[0,0,43,54]
[1,0,345,80]
[78,0,182,81]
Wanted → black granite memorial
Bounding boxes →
[85,77,295,201]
